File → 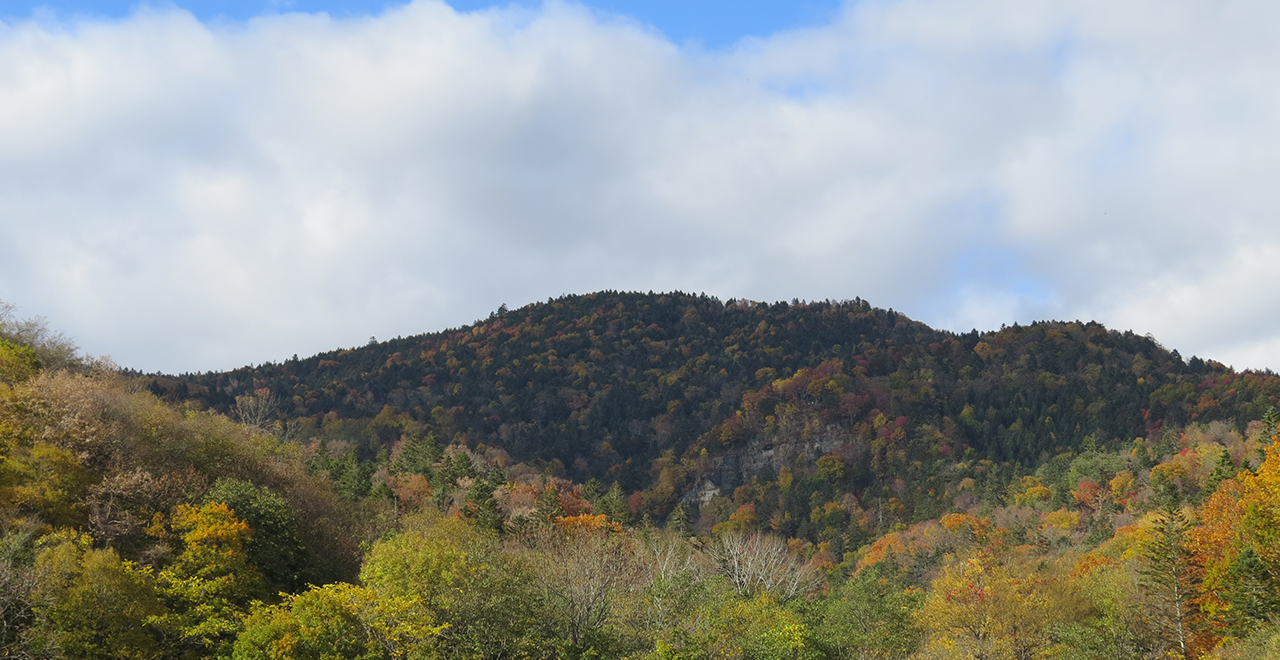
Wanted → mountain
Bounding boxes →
[145,292,1280,529]
[9,291,1280,658]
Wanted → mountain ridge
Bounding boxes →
[142,291,1278,524]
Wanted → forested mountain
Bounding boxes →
[6,293,1280,659]
[149,292,1278,524]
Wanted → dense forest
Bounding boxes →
[4,292,1280,659]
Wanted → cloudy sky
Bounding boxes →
[1,0,1278,374]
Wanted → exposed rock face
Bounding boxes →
[689,423,865,498]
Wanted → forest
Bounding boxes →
[3,291,1280,659]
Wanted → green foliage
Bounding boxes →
[597,482,632,526]
[18,294,1280,659]
[153,293,1280,549]
[391,432,440,479]
[204,478,311,593]
[164,294,1273,484]
[804,565,922,659]
[31,533,167,660]
[639,594,814,660]
[360,513,554,658]
[1140,506,1199,659]
[0,340,40,385]
[152,502,266,657]
[233,582,444,660]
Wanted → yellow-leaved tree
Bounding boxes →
[1190,429,1280,642]
[150,502,266,658]
[914,549,1086,660]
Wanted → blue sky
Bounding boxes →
[3,0,1280,374]
[3,0,844,48]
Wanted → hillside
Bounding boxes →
[6,293,1280,658]
[150,292,1277,517]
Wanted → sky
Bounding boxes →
[2,0,1279,375]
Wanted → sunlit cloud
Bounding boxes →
[1,0,1278,373]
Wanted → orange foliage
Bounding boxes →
[939,513,993,541]
[1189,434,1280,623]
[1072,480,1106,510]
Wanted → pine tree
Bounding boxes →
[392,432,440,478]
[582,478,602,503]
[1220,547,1280,634]
[1263,406,1279,439]
[1258,407,1279,471]
[533,483,563,525]
[666,502,690,533]
[596,482,632,526]
[1202,449,1238,499]
[1140,505,1200,660]
[464,470,505,534]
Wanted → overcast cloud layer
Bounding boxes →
[2,0,1278,373]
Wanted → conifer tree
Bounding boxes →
[392,432,440,478]
[1140,505,1200,660]
[533,482,564,525]
[597,482,631,526]
[666,503,690,533]
[1202,449,1238,499]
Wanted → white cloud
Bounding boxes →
[1,0,1279,373]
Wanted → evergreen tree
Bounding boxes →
[1219,547,1280,634]
[596,482,631,526]
[464,471,505,534]
[1202,449,1238,499]
[1140,505,1200,660]
[533,483,564,525]
[582,478,602,503]
[666,503,690,533]
[392,432,440,478]
[332,451,373,501]
[1258,406,1278,470]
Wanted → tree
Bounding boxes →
[1140,507,1200,660]
[30,533,167,660]
[391,433,440,479]
[232,582,445,660]
[633,528,711,644]
[705,533,818,603]
[204,478,311,594]
[0,300,81,372]
[360,513,553,658]
[532,482,565,525]
[665,503,690,533]
[638,593,813,660]
[0,340,40,385]
[808,564,922,660]
[915,550,1086,660]
[1201,450,1238,501]
[231,392,282,434]
[459,469,504,533]
[151,502,266,658]
[523,515,646,653]
[597,482,632,526]
[0,517,44,658]
[1190,430,1280,638]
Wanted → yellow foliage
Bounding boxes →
[916,550,1086,660]
[1011,476,1053,506]
[1109,471,1135,501]
[939,513,993,541]
[0,340,40,384]
[1042,508,1080,532]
